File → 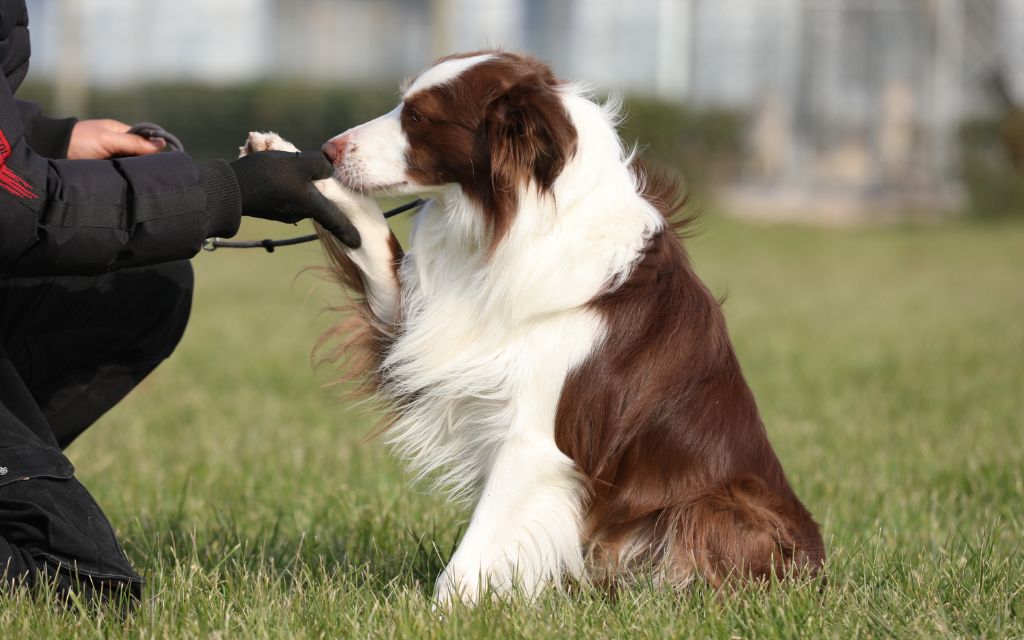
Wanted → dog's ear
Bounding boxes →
[485,76,578,194]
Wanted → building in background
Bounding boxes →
[24,0,1024,220]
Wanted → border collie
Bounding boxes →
[243,51,824,606]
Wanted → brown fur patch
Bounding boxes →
[555,166,825,588]
[401,52,578,251]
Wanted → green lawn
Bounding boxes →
[2,213,1022,638]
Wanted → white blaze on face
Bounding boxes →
[404,53,494,97]
[327,54,494,194]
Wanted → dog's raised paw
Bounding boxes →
[239,131,300,157]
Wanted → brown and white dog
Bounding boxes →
[243,51,824,606]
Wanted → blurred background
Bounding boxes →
[20,0,1024,221]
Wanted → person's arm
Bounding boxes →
[0,75,240,276]
[0,76,358,277]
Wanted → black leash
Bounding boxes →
[126,122,425,253]
[202,199,426,252]
[128,122,186,153]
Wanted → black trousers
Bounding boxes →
[0,261,193,600]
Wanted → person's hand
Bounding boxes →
[229,150,361,248]
[67,119,166,160]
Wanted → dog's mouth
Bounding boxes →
[334,173,411,196]
[369,181,412,195]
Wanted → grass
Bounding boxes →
[1,212,1022,638]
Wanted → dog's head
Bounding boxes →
[322,51,578,240]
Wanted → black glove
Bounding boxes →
[229,150,361,248]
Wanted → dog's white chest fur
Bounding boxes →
[380,197,607,500]
[376,194,639,603]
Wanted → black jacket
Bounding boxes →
[0,0,242,277]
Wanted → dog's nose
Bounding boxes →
[321,136,347,165]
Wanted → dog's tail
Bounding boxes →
[661,475,826,588]
[587,474,825,589]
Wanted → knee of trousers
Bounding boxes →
[134,259,195,364]
[160,259,194,352]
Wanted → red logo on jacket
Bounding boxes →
[0,129,39,199]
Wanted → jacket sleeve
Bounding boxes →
[0,76,242,277]
[15,98,77,159]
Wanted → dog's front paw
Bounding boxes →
[433,565,484,609]
[239,131,300,157]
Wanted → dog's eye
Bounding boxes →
[408,109,425,123]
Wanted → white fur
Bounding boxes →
[324,106,414,196]
[250,65,664,606]
[405,53,494,96]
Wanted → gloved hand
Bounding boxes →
[229,151,361,248]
